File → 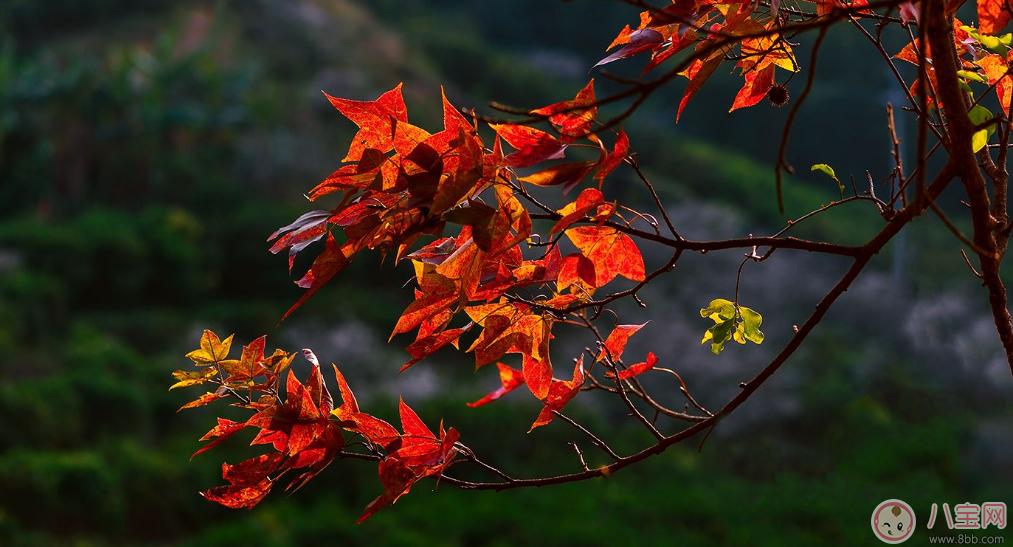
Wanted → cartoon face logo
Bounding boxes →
[871,499,916,544]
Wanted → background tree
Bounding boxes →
[171,0,1013,522]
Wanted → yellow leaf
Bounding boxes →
[169,368,218,390]
[185,329,234,365]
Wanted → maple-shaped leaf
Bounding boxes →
[185,329,234,365]
[564,226,646,287]
[489,124,567,167]
[612,352,659,380]
[979,0,1013,35]
[530,79,597,139]
[467,362,525,407]
[398,397,435,442]
[218,335,267,384]
[200,452,285,509]
[529,357,585,431]
[464,300,551,366]
[359,401,460,523]
[740,23,798,73]
[596,322,649,363]
[730,65,775,112]
[325,83,408,162]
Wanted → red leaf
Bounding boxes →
[615,352,659,379]
[729,65,775,112]
[979,54,1013,117]
[282,234,351,321]
[325,83,408,162]
[556,253,597,293]
[201,479,273,509]
[552,188,606,234]
[597,323,648,363]
[441,86,472,134]
[677,55,721,122]
[467,362,525,407]
[594,130,630,184]
[332,365,400,448]
[489,124,567,167]
[399,398,435,441]
[530,79,597,139]
[529,357,585,431]
[402,324,472,371]
[523,355,553,400]
[391,291,458,339]
[192,418,245,459]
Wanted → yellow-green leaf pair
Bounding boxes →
[699,298,764,355]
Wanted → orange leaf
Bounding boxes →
[979,0,1012,34]
[978,53,1013,117]
[564,226,646,287]
[518,161,593,188]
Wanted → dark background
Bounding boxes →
[0,1,1010,545]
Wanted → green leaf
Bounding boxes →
[699,298,764,355]
[962,26,1013,54]
[968,105,996,153]
[957,70,988,84]
[972,129,989,153]
[811,163,844,198]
